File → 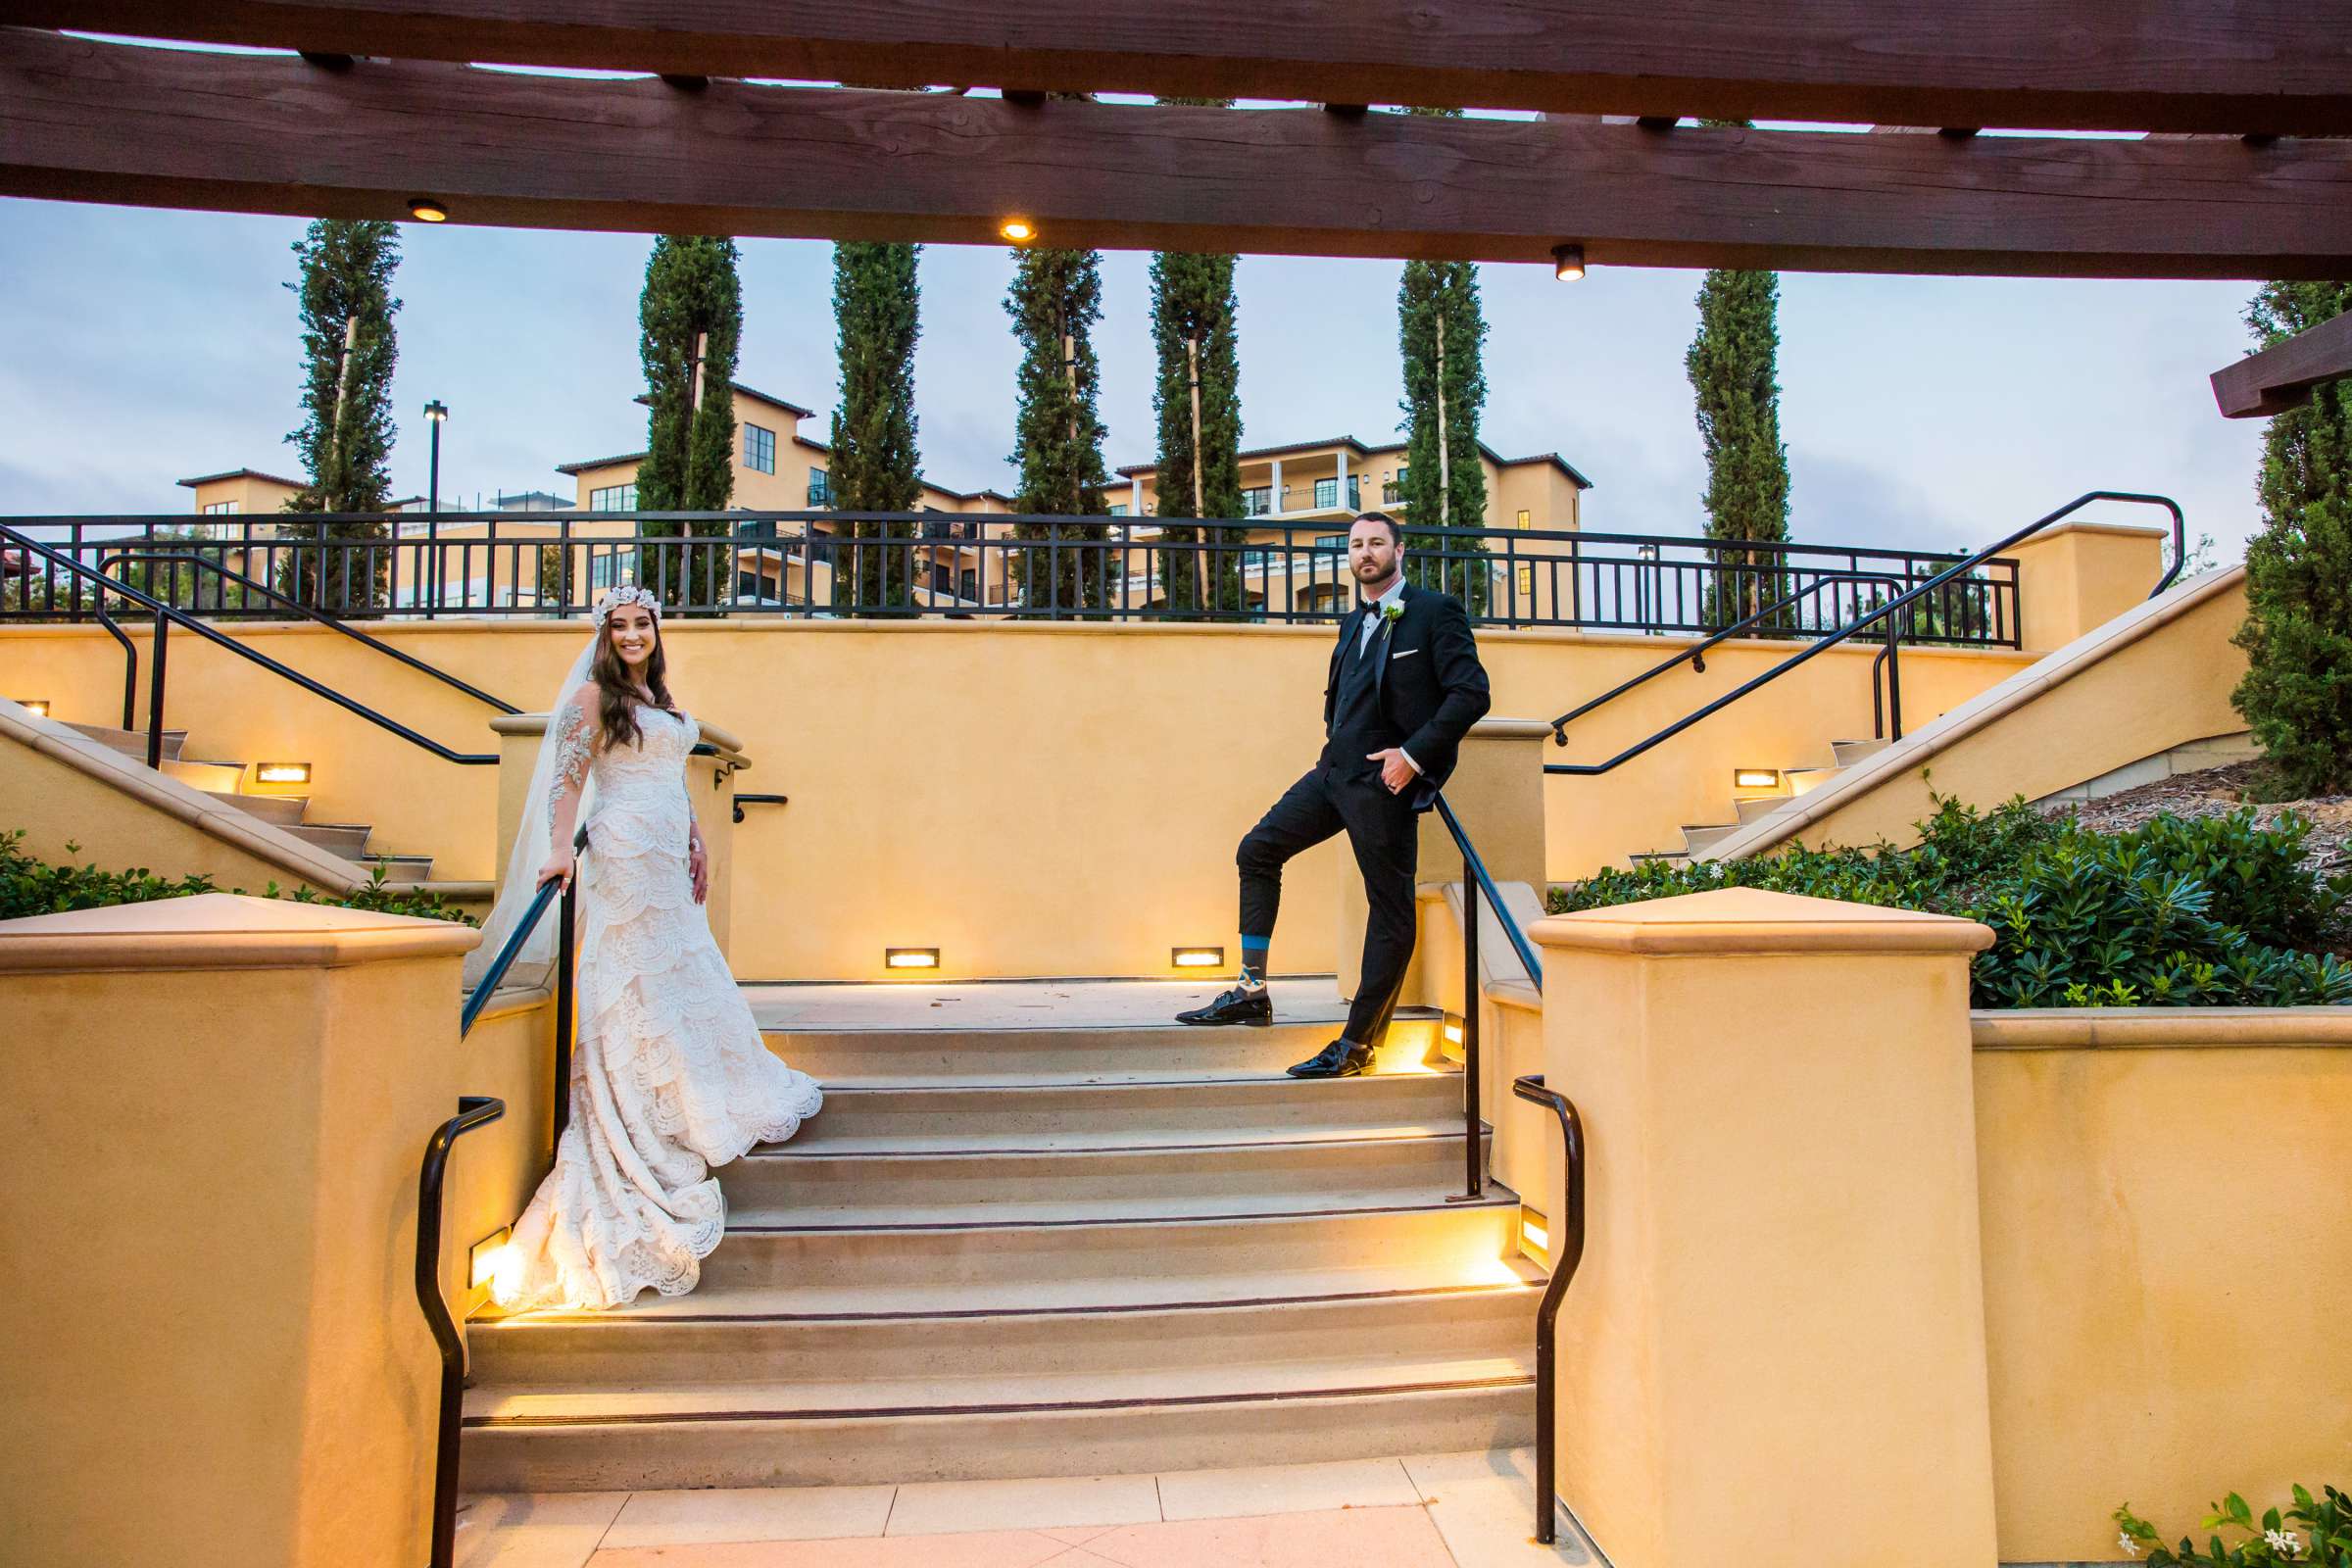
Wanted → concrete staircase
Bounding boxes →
[460,1010,1540,1491]
[1629,736,1891,868]
[62,720,434,883]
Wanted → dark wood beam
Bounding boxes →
[4,0,2350,134]
[2212,311,2352,417]
[4,30,2350,278]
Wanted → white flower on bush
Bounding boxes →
[2266,1526,2302,1557]
[2119,1532,2140,1557]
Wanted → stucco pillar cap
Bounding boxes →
[1529,886,1994,956]
[1465,717,1554,740]
[0,892,482,973]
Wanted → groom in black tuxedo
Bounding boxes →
[1178,512,1491,1077]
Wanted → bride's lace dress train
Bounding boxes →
[494,702,820,1312]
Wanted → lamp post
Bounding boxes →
[424,399,448,614]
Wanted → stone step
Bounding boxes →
[716,1126,1491,1224]
[359,852,433,884]
[1734,793,1792,825]
[1627,849,1689,869]
[459,1367,1536,1492]
[762,1018,1439,1087]
[466,1273,1540,1392]
[63,721,187,762]
[783,1072,1465,1152]
[161,758,243,794]
[285,821,370,857]
[1831,737,1890,768]
[701,1196,1522,1293]
[1680,822,1740,856]
[208,791,308,827]
[1787,765,1842,796]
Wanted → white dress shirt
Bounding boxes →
[1352,576,1420,776]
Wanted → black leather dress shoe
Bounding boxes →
[1287,1039,1374,1078]
[1176,984,1273,1027]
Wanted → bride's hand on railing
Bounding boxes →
[536,853,574,891]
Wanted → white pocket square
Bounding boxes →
[1391,647,1422,660]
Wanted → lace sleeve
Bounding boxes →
[548,695,594,816]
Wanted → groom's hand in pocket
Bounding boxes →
[1367,748,1418,795]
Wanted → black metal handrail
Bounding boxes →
[1430,792,1546,1201]
[732,792,790,823]
[2,511,2022,644]
[414,1094,505,1568]
[1511,1072,1588,1547]
[0,523,499,767]
[98,550,518,714]
[1544,491,2185,778]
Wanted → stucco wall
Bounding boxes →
[1973,1009,2352,1563]
[2,618,2033,978]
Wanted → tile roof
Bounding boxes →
[176,467,307,490]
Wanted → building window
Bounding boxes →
[201,500,240,515]
[590,553,635,590]
[1384,468,1405,505]
[1348,475,1361,509]
[1108,503,1129,517]
[590,483,638,512]
[1517,564,1535,598]
[745,423,776,474]
[1516,509,1532,528]
[1243,487,1273,517]
[1315,533,1348,550]
[1313,477,1339,510]
[808,467,831,507]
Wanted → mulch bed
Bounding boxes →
[2039,760,2352,879]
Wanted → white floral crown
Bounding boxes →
[593,584,662,626]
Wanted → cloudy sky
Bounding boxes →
[0,101,2275,565]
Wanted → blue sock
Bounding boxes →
[1239,936,1270,989]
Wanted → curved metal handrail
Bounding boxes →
[415,1094,506,1568]
[1544,491,2184,777]
[97,550,518,714]
[1511,1072,1588,1547]
[0,524,497,765]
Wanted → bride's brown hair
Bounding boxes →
[590,605,674,752]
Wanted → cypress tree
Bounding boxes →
[1149,236,1244,613]
[829,240,924,614]
[1396,107,1492,610]
[1005,244,1111,612]
[1685,122,1792,629]
[634,234,742,606]
[2230,277,2352,797]
[281,219,400,612]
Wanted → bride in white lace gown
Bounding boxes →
[470,584,821,1312]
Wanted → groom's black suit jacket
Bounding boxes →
[1322,581,1492,810]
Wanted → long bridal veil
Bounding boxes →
[462,632,600,994]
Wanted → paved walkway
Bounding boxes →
[742,976,1354,1033]
[457,1450,1599,1567]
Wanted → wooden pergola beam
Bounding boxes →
[2212,310,2352,417]
[4,30,2351,278]
[7,0,2352,134]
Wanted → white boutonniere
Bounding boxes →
[1379,601,1405,628]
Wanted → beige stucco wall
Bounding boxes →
[2,617,2035,977]
[1972,1009,2352,1562]
[0,897,477,1568]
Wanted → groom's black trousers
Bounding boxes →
[1238,760,1419,1049]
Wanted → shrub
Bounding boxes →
[2115,1485,2351,1565]
[1546,797,2352,1008]
[0,830,475,925]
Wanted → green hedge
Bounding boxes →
[0,830,477,926]
[1545,797,2352,1007]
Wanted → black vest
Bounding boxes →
[1322,612,1403,767]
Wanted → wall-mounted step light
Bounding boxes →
[255,762,313,785]
[1171,946,1224,969]
[1733,767,1781,790]
[1520,1205,1551,1264]
[885,948,941,971]
[15,699,48,717]
[468,1226,513,1290]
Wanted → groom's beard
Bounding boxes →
[1353,564,1400,600]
